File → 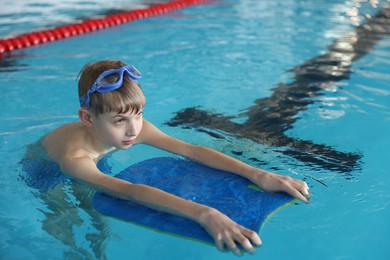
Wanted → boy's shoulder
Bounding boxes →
[46,122,84,141]
[43,122,89,162]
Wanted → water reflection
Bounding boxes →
[167,5,390,174]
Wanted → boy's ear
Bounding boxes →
[78,108,94,127]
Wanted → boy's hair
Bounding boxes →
[78,60,146,115]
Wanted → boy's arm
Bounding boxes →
[59,156,260,255]
[139,120,310,203]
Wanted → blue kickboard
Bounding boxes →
[92,157,295,245]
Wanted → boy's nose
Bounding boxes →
[126,127,136,136]
[126,121,139,136]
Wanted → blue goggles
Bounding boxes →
[79,64,142,109]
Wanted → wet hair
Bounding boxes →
[78,60,146,116]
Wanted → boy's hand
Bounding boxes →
[252,170,311,203]
[199,208,261,255]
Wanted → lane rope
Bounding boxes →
[0,0,210,55]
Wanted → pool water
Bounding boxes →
[1,0,390,259]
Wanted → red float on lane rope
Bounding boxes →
[0,0,210,55]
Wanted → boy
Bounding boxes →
[43,59,310,255]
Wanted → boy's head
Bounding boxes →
[78,60,146,116]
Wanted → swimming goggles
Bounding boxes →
[79,64,142,109]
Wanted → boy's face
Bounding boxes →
[91,109,143,150]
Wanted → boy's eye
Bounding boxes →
[115,118,125,124]
[136,111,143,118]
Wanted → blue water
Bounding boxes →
[1,0,390,259]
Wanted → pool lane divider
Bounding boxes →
[0,0,210,55]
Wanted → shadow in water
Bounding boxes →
[167,6,390,174]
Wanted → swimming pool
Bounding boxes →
[1,0,389,259]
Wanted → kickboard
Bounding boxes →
[92,157,295,245]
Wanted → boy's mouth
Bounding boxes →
[123,140,135,145]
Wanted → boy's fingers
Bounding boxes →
[287,185,310,203]
[298,180,310,196]
[240,240,256,254]
[215,231,263,255]
[224,236,241,255]
[215,234,226,252]
[242,228,262,247]
[297,181,311,201]
[301,181,310,199]
[291,179,309,193]
[234,234,254,253]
